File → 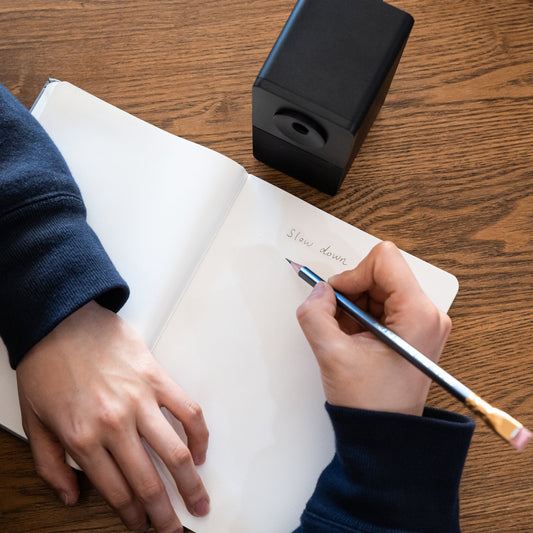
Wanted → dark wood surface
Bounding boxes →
[1,1,532,531]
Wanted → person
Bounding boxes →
[1,82,474,533]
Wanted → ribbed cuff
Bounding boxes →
[300,404,474,533]
[0,194,129,368]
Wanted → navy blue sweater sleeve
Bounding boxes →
[295,405,474,533]
[0,83,129,368]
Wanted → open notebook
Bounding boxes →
[0,80,459,532]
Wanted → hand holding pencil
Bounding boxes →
[293,241,531,450]
[296,241,451,417]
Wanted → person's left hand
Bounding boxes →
[16,300,209,533]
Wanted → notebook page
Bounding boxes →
[152,175,459,533]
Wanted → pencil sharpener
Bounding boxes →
[252,0,414,195]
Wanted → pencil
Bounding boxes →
[287,259,531,451]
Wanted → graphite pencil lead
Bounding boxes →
[286,258,302,273]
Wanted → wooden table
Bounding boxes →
[1,1,531,531]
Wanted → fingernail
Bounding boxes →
[193,498,210,517]
[193,452,206,465]
[59,491,70,505]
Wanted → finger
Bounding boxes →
[297,282,337,334]
[106,432,183,533]
[139,407,210,518]
[296,282,352,357]
[155,376,209,467]
[23,410,79,506]
[69,445,149,532]
[329,241,423,304]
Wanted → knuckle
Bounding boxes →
[141,360,162,385]
[65,425,98,456]
[187,479,205,498]
[107,488,135,512]
[376,240,398,255]
[98,403,129,432]
[439,311,452,335]
[181,400,207,436]
[422,304,452,342]
[185,400,204,421]
[169,444,194,469]
[137,478,166,505]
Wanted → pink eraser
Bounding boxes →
[510,427,532,451]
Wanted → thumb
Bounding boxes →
[23,411,79,506]
[296,282,345,356]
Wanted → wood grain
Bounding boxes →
[0,0,531,531]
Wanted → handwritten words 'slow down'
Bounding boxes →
[286,228,348,266]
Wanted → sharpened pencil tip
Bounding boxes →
[286,259,302,273]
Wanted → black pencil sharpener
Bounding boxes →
[252,0,414,195]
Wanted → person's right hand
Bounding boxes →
[16,300,210,533]
[296,241,452,416]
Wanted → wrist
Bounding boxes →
[321,351,433,416]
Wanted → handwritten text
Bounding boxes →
[286,228,349,266]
